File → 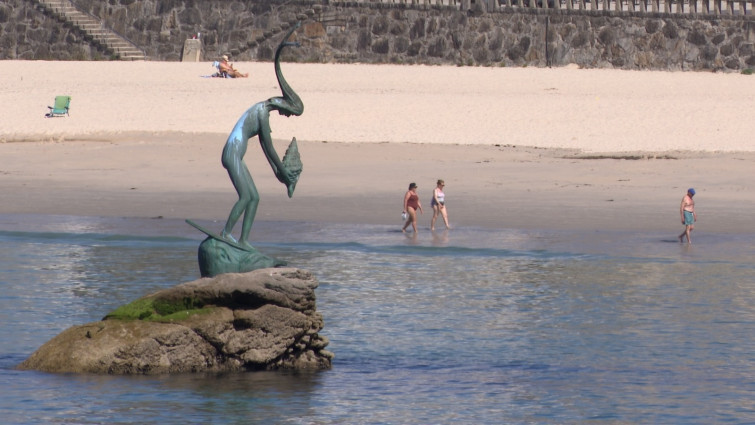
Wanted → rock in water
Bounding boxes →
[17,268,333,374]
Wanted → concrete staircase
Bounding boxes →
[35,0,146,60]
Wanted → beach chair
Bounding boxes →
[46,95,71,117]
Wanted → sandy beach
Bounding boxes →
[1,60,753,234]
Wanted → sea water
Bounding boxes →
[1,214,754,424]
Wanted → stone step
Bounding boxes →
[69,14,99,22]
[109,45,141,52]
[76,23,103,30]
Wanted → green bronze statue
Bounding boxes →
[188,22,304,277]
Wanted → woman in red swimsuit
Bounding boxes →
[402,182,423,233]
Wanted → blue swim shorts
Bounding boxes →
[683,210,695,226]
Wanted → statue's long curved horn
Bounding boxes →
[274,22,304,116]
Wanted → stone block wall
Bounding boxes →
[0,0,111,60]
[543,11,755,71]
[69,0,314,61]
[2,0,753,71]
[305,6,754,70]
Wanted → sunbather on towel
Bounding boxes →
[218,55,248,78]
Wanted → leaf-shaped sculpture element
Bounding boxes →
[282,137,302,198]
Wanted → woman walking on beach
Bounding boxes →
[430,179,450,231]
[679,188,696,244]
[402,183,423,233]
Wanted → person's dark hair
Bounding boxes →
[409,183,417,190]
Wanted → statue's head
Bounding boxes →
[269,96,302,117]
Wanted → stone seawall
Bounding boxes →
[0,0,113,60]
[2,0,753,71]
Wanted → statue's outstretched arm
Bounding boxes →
[257,115,291,185]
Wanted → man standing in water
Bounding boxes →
[221,23,303,249]
[679,188,696,244]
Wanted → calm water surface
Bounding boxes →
[1,214,754,424]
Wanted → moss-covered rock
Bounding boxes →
[18,268,332,374]
[104,296,209,322]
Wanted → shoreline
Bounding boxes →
[1,134,753,234]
